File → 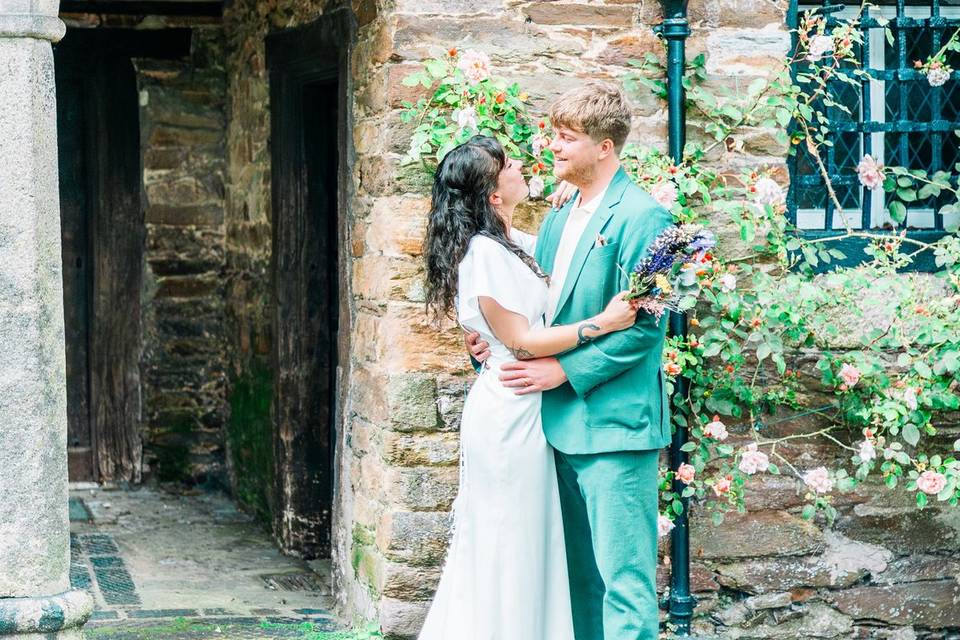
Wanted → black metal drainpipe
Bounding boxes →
[654,1,695,635]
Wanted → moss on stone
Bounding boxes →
[153,414,195,483]
[226,358,275,524]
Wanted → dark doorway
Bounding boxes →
[54,29,191,482]
[267,11,354,558]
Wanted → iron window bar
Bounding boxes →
[787,0,960,271]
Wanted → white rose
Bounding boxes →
[528,175,545,199]
[927,67,951,87]
[857,440,876,463]
[650,181,678,208]
[719,273,737,292]
[754,177,785,207]
[452,106,478,132]
[807,34,834,62]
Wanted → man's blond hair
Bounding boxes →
[549,81,632,152]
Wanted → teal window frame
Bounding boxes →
[787,0,960,271]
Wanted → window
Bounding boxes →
[787,1,960,269]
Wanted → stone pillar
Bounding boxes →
[0,1,94,637]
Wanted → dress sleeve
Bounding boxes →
[457,237,531,332]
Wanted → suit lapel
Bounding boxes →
[551,168,631,324]
[539,199,576,275]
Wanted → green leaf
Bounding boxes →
[425,59,448,78]
[767,463,781,475]
[801,504,816,520]
[917,491,928,509]
[702,343,723,358]
[401,72,424,87]
[896,188,917,202]
[889,200,907,223]
[680,441,697,452]
[902,423,921,446]
[772,353,787,375]
[757,343,772,362]
[918,183,939,200]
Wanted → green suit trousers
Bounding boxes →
[555,448,661,640]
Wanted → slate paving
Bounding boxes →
[68,488,345,638]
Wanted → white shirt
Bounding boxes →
[545,185,608,326]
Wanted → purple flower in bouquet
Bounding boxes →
[627,224,716,318]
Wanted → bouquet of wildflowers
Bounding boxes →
[625,224,716,318]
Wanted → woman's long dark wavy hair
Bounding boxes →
[423,135,548,322]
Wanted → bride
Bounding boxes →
[419,135,637,639]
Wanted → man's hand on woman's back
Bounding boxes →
[464,330,491,363]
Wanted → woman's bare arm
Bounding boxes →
[477,292,636,360]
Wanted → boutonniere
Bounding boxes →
[594,233,608,248]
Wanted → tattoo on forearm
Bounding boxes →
[508,344,535,360]
[577,322,601,346]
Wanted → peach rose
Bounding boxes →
[658,514,675,537]
[712,475,732,496]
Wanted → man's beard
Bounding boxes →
[556,157,597,189]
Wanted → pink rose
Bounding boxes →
[856,440,876,463]
[457,50,491,85]
[658,514,675,537]
[676,463,696,485]
[856,155,885,191]
[738,442,769,475]
[802,466,833,493]
[838,363,861,388]
[917,470,947,495]
[664,362,683,377]
[650,180,678,209]
[703,415,729,441]
[712,475,732,496]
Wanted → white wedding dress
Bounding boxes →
[418,231,575,640]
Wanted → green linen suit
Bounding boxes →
[534,167,674,640]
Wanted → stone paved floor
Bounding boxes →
[68,486,361,639]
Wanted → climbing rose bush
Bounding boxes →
[400,48,557,196]
[402,7,960,532]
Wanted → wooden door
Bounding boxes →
[54,29,190,483]
[56,71,96,481]
[267,10,354,558]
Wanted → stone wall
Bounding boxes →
[217,0,960,638]
[138,27,229,485]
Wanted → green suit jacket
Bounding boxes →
[535,167,674,454]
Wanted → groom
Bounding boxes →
[468,81,673,639]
